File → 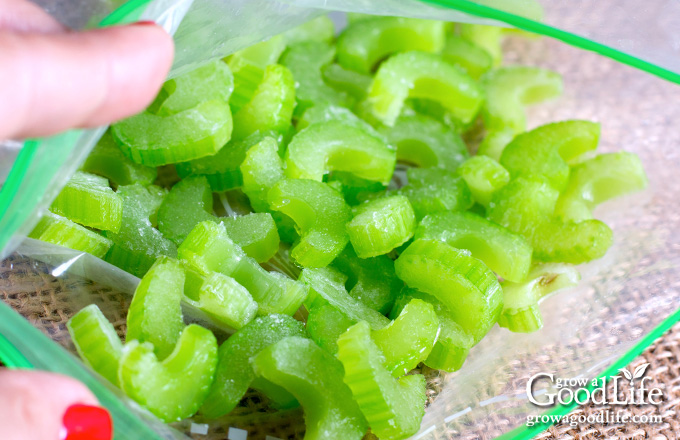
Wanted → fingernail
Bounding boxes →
[61,404,113,440]
[135,20,157,26]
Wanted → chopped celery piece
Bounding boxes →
[300,267,390,329]
[296,104,381,139]
[158,176,214,246]
[499,264,580,333]
[555,152,647,221]
[347,195,416,258]
[283,15,335,45]
[500,120,601,190]
[179,221,308,315]
[397,168,473,220]
[118,324,217,422]
[126,257,185,359]
[532,219,613,264]
[267,179,352,267]
[29,212,112,258]
[336,17,446,73]
[232,64,296,140]
[456,156,510,206]
[337,321,426,440]
[441,34,493,80]
[332,247,402,314]
[251,337,368,440]
[395,239,503,343]
[322,64,372,99]
[67,305,122,386]
[50,171,122,232]
[372,298,438,378]
[112,100,233,166]
[152,60,234,115]
[368,51,483,127]
[481,66,562,133]
[223,213,280,263]
[104,184,177,278]
[201,315,306,418]
[240,136,284,212]
[379,113,469,170]
[477,129,516,161]
[307,303,355,354]
[328,171,386,207]
[416,211,532,283]
[285,121,395,185]
[81,131,157,187]
[459,24,504,66]
[405,98,472,134]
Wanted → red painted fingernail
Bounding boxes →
[61,404,113,440]
[135,20,157,26]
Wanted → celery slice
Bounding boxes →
[532,219,613,264]
[307,303,356,354]
[283,15,335,45]
[397,168,473,220]
[29,212,112,258]
[322,63,372,99]
[81,131,157,187]
[477,129,516,161]
[441,34,493,80]
[157,176,214,246]
[223,213,280,263]
[240,136,284,212]
[456,155,510,206]
[459,24,504,66]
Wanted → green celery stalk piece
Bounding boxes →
[300,267,390,330]
[296,104,383,139]
[307,303,356,354]
[500,120,601,191]
[81,131,157,187]
[337,321,426,440]
[368,51,483,127]
[67,304,122,386]
[394,239,503,344]
[555,152,648,221]
[104,184,177,278]
[322,63,372,99]
[347,195,416,258]
[267,179,352,267]
[498,263,580,333]
[50,171,122,232]
[285,120,395,185]
[251,337,368,440]
[239,136,284,212]
[379,113,469,171]
[532,219,613,264]
[327,171,386,207]
[441,34,493,80]
[283,15,335,45]
[456,155,510,206]
[126,256,185,360]
[477,128,516,161]
[397,168,473,220]
[336,17,446,74]
[200,314,306,418]
[29,212,112,258]
[459,24,504,66]
[112,100,233,167]
[249,376,299,410]
[179,221,308,315]
[416,211,532,282]
[231,64,296,140]
[118,324,218,422]
[223,212,280,263]
[157,175,214,246]
[372,298,439,378]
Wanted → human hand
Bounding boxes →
[0,0,174,140]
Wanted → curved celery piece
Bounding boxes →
[555,152,647,221]
[441,34,493,80]
[500,120,601,190]
[477,129,516,161]
[67,305,122,386]
[152,60,233,115]
[459,24,504,66]
[328,171,386,207]
[307,303,355,354]
[300,267,390,330]
[322,64,372,99]
[533,219,613,264]
[29,212,112,258]
[126,257,185,360]
[397,168,473,220]
[50,171,122,232]
[285,121,395,185]
[395,239,503,343]
[372,298,439,378]
[81,131,157,187]
[267,179,351,267]
[283,15,335,45]
[336,17,446,74]
[347,195,416,258]
[240,136,284,212]
[296,104,382,139]
[416,211,532,283]
[223,213,280,263]
[368,51,484,127]
[337,321,426,440]
[232,64,296,140]
[200,314,306,418]
[251,337,368,440]
[332,247,402,314]
[456,155,510,205]
[499,264,580,333]
[157,176,214,246]
[118,324,218,423]
[481,66,562,133]
[104,184,177,278]
[179,221,308,315]
[380,113,468,170]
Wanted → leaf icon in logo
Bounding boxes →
[619,368,633,383]
[633,363,650,383]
